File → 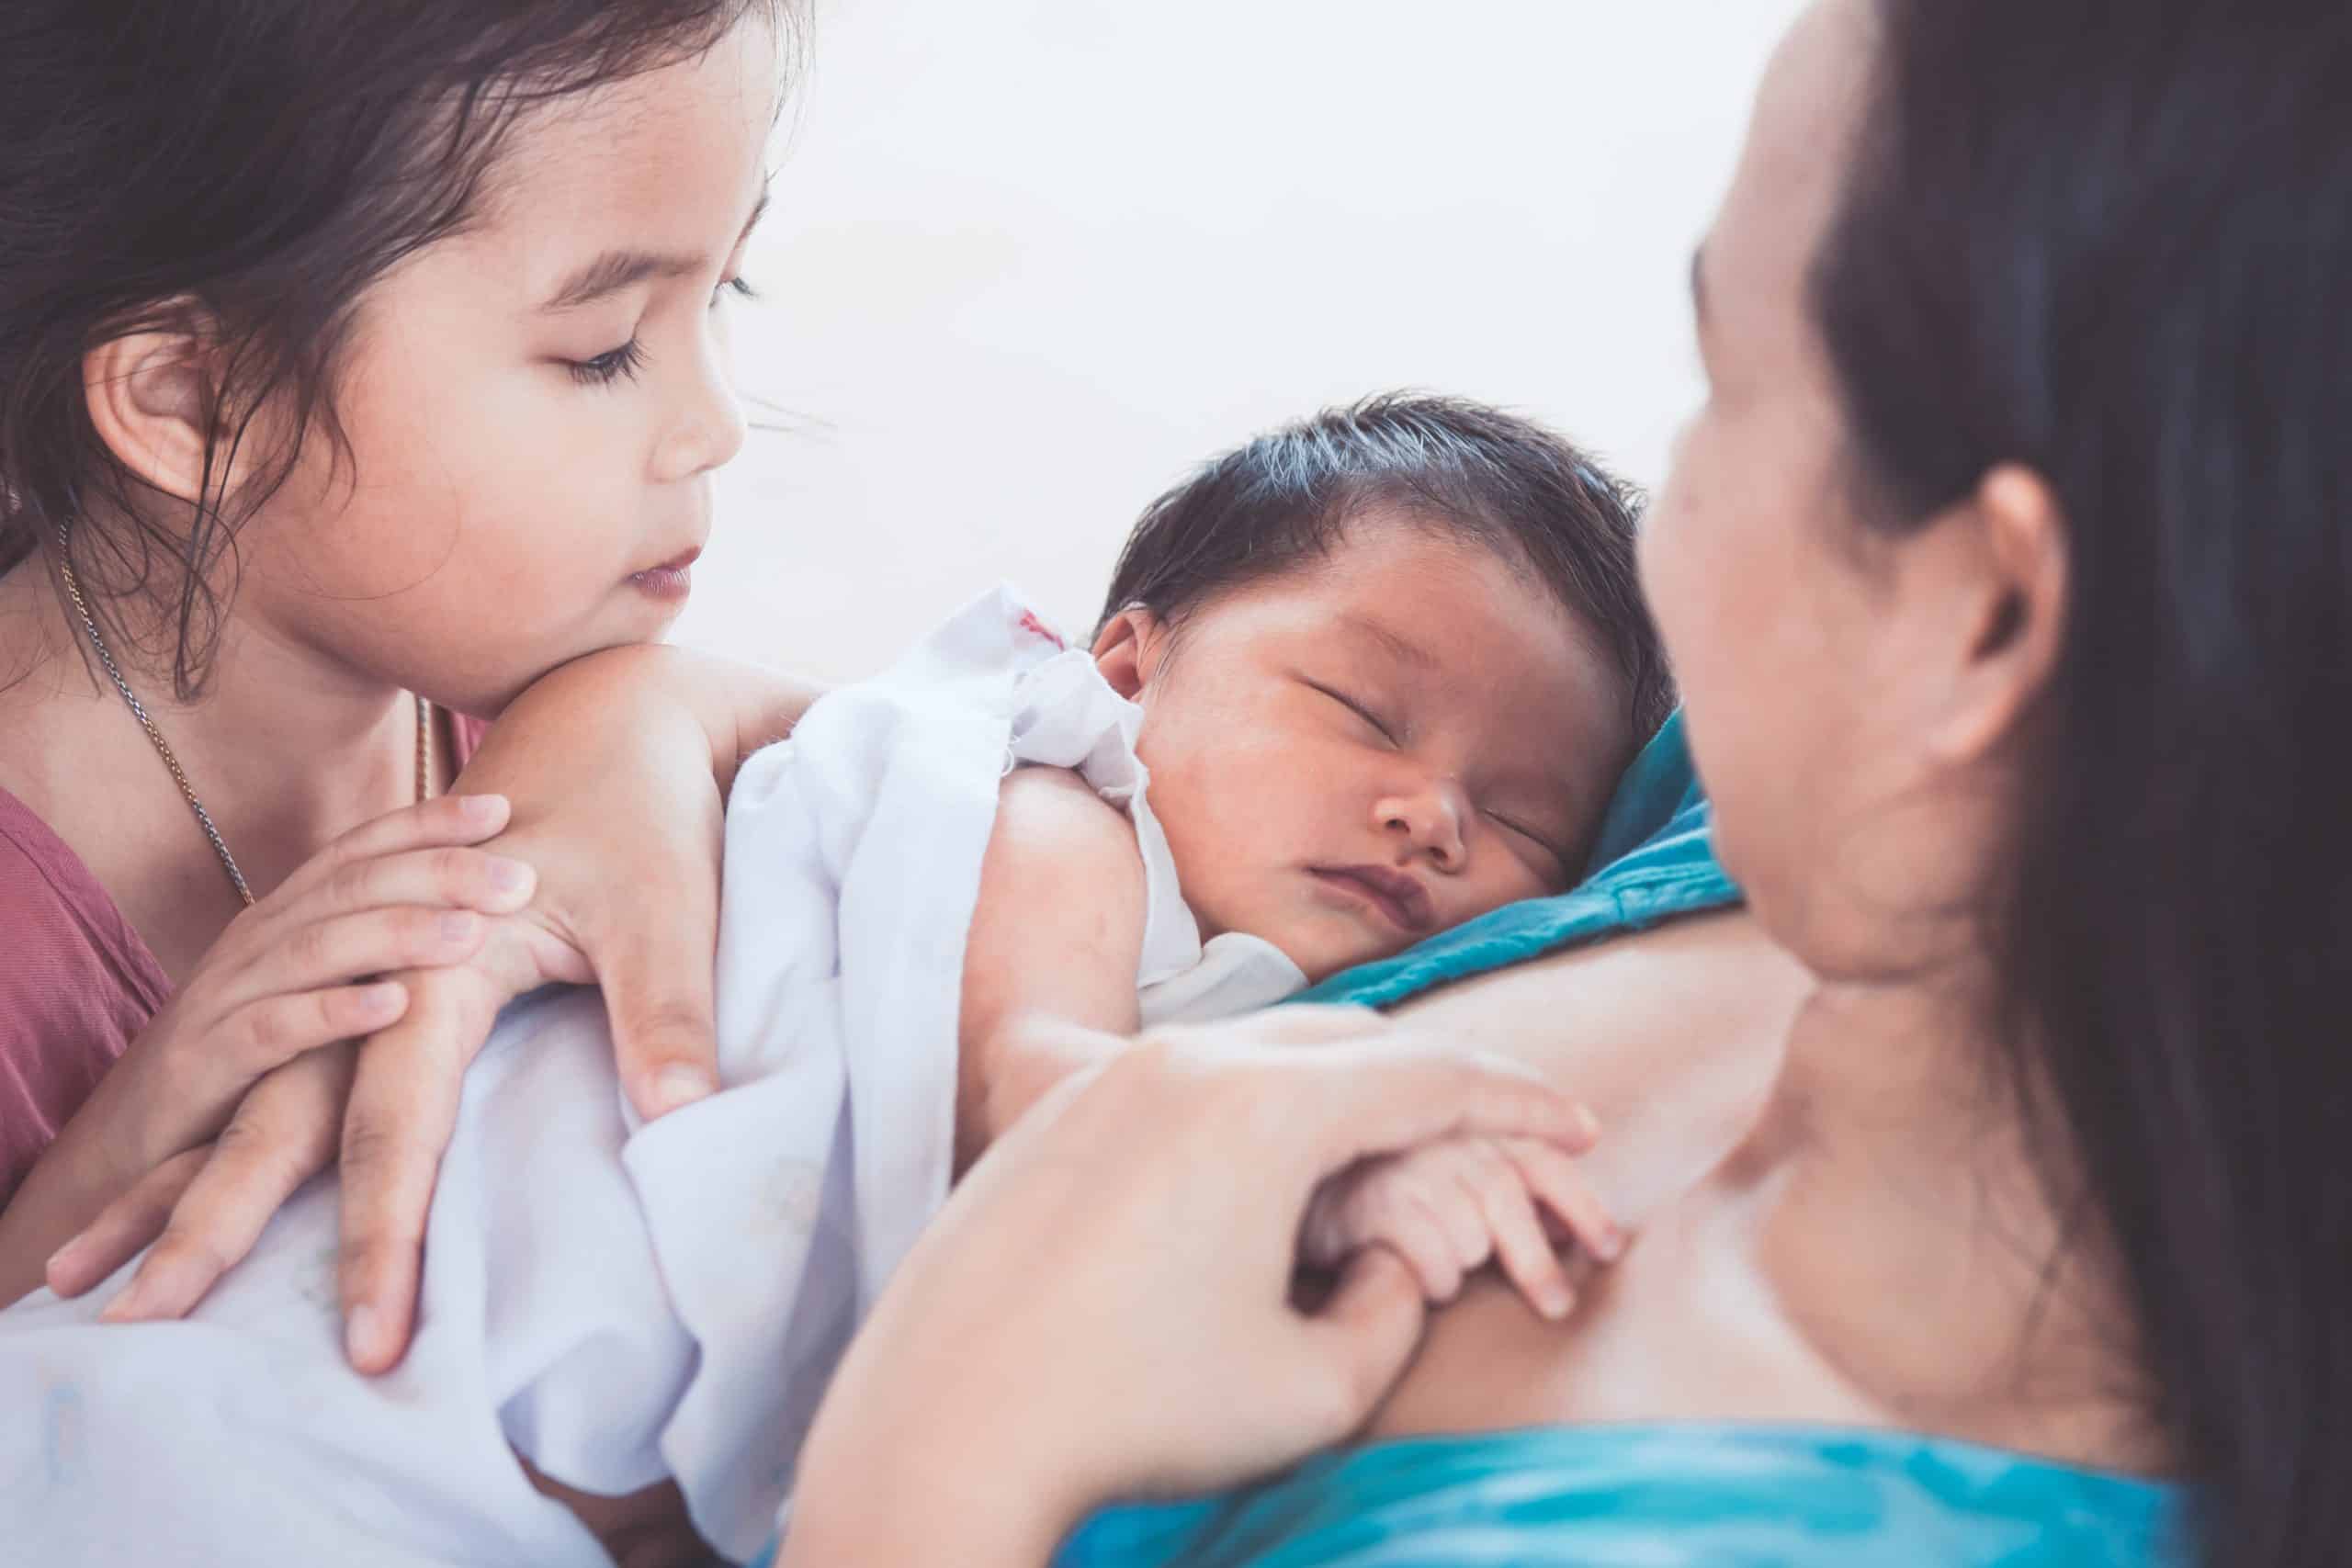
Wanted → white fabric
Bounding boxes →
[0,587,1305,1566]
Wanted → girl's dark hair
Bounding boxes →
[1100,393,1676,741]
[1814,4,2350,1563]
[0,0,792,697]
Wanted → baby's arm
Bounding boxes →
[954,765,1148,1173]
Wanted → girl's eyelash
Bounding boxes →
[568,277,754,387]
[1307,680,1397,744]
[567,337,647,389]
[568,276,753,388]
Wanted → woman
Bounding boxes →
[775,2,2350,1565]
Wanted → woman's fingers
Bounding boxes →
[1294,1042,1600,1183]
[334,964,502,1372]
[1287,1246,1429,1448]
[98,1047,357,1323]
[45,1147,208,1299]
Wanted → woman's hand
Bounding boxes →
[40,647,820,1368]
[783,1007,1602,1568]
[8,793,533,1306]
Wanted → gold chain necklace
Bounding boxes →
[51,523,431,908]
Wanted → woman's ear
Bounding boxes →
[81,316,220,510]
[1929,463,2071,763]
[1091,607,1165,701]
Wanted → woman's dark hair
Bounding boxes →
[0,0,793,696]
[1100,392,1676,741]
[1814,4,2350,1563]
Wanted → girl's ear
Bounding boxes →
[82,310,220,511]
[1091,606,1165,700]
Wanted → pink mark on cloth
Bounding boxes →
[1017,610,1068,649]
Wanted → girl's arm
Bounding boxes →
[38,646,826,1358]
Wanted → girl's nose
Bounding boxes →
[651,334,748,484]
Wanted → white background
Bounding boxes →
[676,0,1810,680]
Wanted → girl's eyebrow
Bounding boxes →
[539,185,772,313]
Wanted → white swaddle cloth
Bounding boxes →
[0,588,1306,1566]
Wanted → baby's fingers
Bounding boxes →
[1472,1164,1577,1321]
[1503,1137,1623,1265]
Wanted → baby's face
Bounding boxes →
[1098,513,1632,983]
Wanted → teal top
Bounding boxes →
[1054,1424,2189,1567]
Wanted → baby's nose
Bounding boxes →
[1377,783,1467,870]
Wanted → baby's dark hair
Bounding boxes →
[0,0,797,697]
[1099,393,1674,739]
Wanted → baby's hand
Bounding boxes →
[1298,1134,1623,1321]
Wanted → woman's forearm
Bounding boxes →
[782,1348,1089,1568]
[781,1477,1067,1568]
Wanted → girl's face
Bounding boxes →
[235,17,782,716]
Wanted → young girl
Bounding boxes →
[0,0,815,1364]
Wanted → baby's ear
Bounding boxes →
[1091,607,1161,700]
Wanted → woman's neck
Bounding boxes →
[1734,963,2167,1473]
[0,556,435,976]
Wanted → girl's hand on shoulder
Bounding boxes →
[45,647,818,1370]
[29,793,534,1308]
[784,1007,1604,1567]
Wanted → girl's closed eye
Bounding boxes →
[566,336,648,389]
[565,277,753,388]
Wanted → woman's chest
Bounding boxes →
[1363,1183,1894,1440]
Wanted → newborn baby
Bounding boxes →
[958,396,1669,1302]
[0,395,1668,1568]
